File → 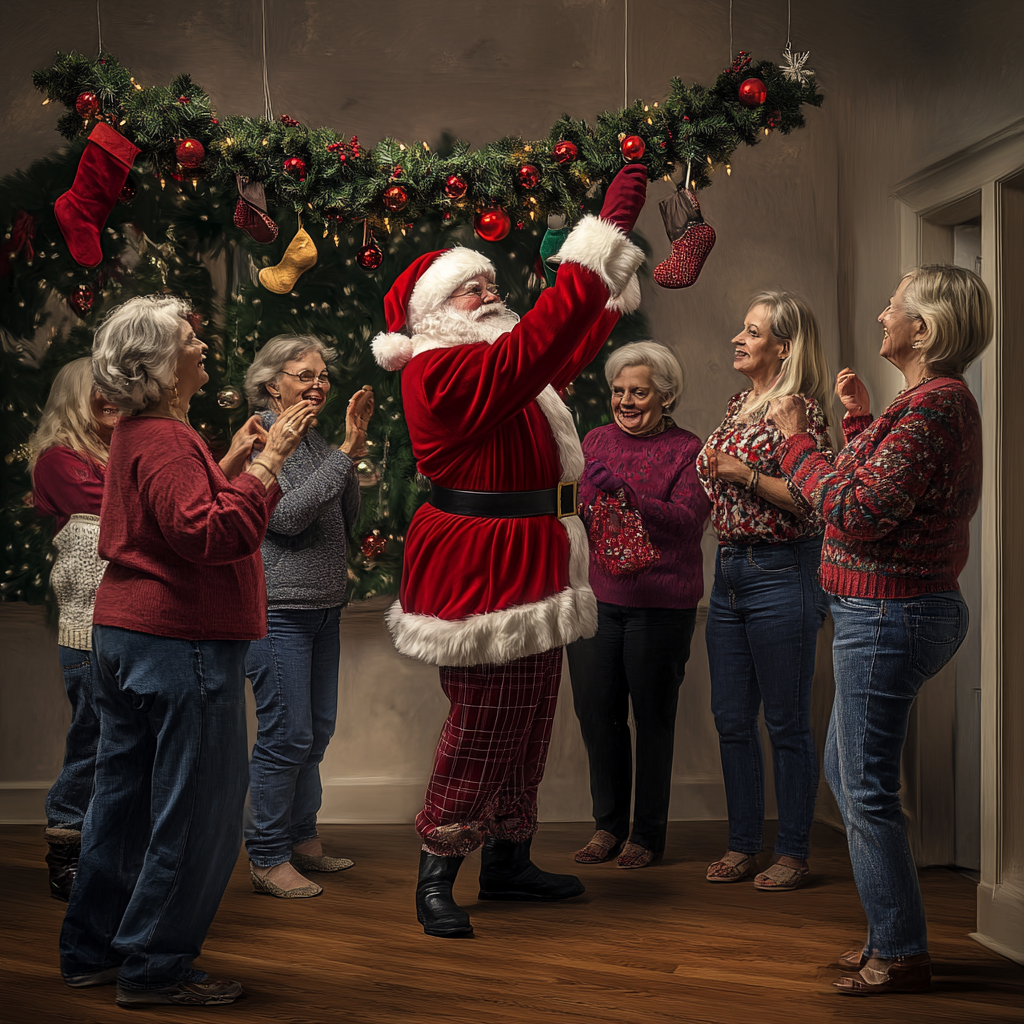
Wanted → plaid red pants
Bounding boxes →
[416,647,563,856]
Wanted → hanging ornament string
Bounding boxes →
[618,0,626,109]
[729,0,734,64]
[787,0,792,47]
[96,0,104,55]
[261,0,273,120]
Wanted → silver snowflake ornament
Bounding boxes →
[781,42,814,84]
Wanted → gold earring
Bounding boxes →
[170,384,180,407]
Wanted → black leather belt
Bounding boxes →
[428,482,579,519]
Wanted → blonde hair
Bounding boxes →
[244,334,338,409]
[742,291,831,423]
[604,341,684,412]
[28,356,110,474]
[900,264,993,374]
[92,295,190,413]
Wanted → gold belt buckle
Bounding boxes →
[556,480,579,518]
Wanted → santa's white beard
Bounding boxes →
[411,301,520,344]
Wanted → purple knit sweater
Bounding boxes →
[580,421,711,609]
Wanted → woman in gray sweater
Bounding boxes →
[243,335,374,898]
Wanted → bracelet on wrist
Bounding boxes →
[746,466,760,494]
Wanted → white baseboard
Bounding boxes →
[973,880,1024,965]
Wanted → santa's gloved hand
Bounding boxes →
[599,164,648,234]
[589,461,626,493]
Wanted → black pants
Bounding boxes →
[566,602,697,854]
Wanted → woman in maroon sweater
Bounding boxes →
[30,357,119,902]
[568,342,710,869]
[58,295,313,1009]
[771,265,993,997]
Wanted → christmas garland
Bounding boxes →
[34,49,822,243]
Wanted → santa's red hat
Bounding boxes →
[372,247,495,371]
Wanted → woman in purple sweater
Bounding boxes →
[567,342,711,868]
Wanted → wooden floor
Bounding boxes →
[1,821,1021,1024]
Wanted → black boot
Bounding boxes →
[415,851,474,938]
[478,836,585,902]
[44,827,81,903]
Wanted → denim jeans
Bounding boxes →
[828,590,968,958]
[45,646,102,830]
[245,606,342,868]
[706,538,827,860]
[567,603,697,853]
[59,626,250,991]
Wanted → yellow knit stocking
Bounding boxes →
[258,226,318,293]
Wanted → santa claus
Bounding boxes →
[372,164,648,938]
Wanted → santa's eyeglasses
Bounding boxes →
[451,283,502,299]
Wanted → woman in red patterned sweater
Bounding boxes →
[697,291,832,892]
[770,265,993,997]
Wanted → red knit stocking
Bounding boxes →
[653,188,716,289]
[54,123,139,268]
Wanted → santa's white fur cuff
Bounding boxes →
[552,216,645,300]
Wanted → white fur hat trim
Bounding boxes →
[372,332,416,371]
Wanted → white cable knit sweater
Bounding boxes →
[50,513,107,650]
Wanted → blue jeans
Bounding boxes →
[45,646,102,830]
[245,606,342,868]
[828,590,968,958]
[567,603,697,853]
[59,626,250,991]
[706,538,827,860]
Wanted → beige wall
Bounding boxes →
[1,3,1021,930]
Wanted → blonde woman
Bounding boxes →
[771,266,992,995]
[697,292,832,891]
[29,357,118,902]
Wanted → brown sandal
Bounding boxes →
[838,948,868,971]
[753,861,810,891]
[706,851,757,883]
[833,953,931,996]
[574,830,623,864]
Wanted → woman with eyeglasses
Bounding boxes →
[242,335,375,898]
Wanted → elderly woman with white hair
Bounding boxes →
[771,265,993,996]
[58,295,313,1009]
[241,335,374,900]
[567,341,711,869]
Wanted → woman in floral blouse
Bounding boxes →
[697,291,832,891]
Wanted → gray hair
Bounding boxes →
[244,334,338,409]
[92,295,190,413]
[604,341,684,412]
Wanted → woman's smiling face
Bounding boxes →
[611,364,663,435]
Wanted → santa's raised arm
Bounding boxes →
[371,163,647,940]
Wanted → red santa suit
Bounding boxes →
[373,212,644,856]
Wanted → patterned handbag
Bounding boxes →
[589,489,660,576]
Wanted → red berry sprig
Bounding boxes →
[280,114,300,127]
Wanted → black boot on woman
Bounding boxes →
[478,837,585,901]
[44,827,81,902]
[415,851,474,938]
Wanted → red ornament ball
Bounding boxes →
[360,530,388,558]
[175,138,205,169]
[178,95,190,104]
[553,140,578,164]
[75,91,100,118]
[383,184,408,212]
[444,174,468,200]
[68,285,94,319]
[518,164,540,189]
[283,156,307,181]
[621,135,646,161]
[474,208,511,242]
[118,179,136,204]
[738,77,768,107]
[392,165,403,178]
[356,242,383,271]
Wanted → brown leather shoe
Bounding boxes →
[837,948,868,971]
[833,953,931,996]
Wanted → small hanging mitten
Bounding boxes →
[54,123,140,268]
[653,187,716,289]
[233,174,278,244]
[538,224,570,286]
[258,223,318,293]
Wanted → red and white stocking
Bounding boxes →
[54,123,139,268]
[233,174,278,244]
[653,188,716,289]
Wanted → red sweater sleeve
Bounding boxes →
[138,446,279,565]
[32,447,105,530]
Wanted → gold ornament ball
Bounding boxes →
[216,387,243,409]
